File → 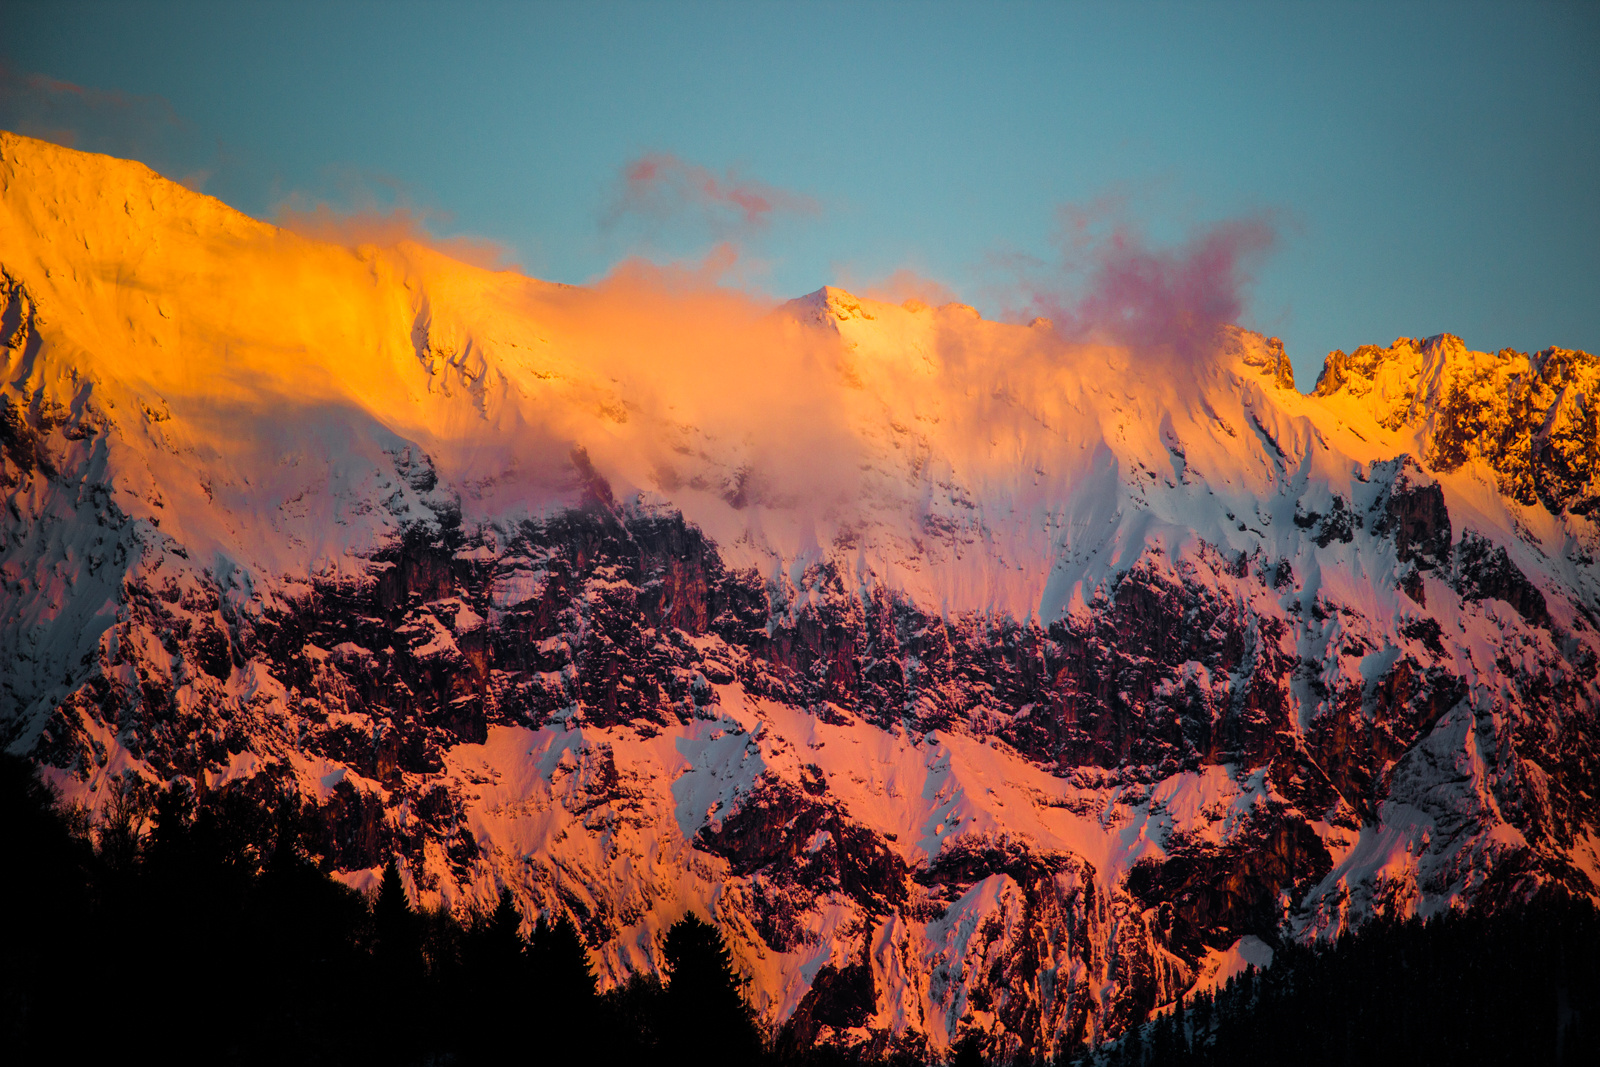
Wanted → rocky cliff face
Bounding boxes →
[1316,332,1600,518]
[2,132,1598,1060]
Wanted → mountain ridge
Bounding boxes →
[3,131,1597,1058]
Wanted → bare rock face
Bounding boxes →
[1315,334,1600,515]
[10,463,1595,1056]
[1371,457,1452,567]
[1228,327,1297,392]
[1454,532,1551,627]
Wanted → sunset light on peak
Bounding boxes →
[2,5,1598,1065]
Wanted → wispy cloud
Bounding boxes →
[980,192,1281,360]
[0,62,217,190]
[855,267,960,309]
[1044,214,1278,356]
[273,168,516,270]
[602,152,821,241]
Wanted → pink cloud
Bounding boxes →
[604,152,820,238]
[1022,203,1279,359]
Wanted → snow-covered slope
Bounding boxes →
[3,132,1597,1058]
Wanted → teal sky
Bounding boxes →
[4,0,1597,385]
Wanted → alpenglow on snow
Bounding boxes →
[2,132,1597,1058]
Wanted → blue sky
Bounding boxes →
[4,0,1597,384]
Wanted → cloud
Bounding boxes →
[1003,197,1279,361]
[273,173,516,270]
[1057,217,1277,354]
[594,241,747,292]
[477,244,868,521]
[858,268,960,310]
[523,190,1282,525]
[0,62,214,188]
[602,152,821,241]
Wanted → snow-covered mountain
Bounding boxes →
[3,131,1597,1059]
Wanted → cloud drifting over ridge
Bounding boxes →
[1001,199,1280,361]
[411,184,1286,521]
[0,62,216,190]
[276,200,516,271]
[273,172,517,271]
[504,246,867,515]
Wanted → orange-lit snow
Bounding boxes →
[5,131,1597,1047]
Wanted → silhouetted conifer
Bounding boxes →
[374,855,417,958]
[950,1032,986,1067]
[0,754,94,1063]
[529,910,600,1052]
[601,968,668,1062]
[249,790,369,1064]
[371,856,426,1058]
[661,913,763,1066]
[462,886,532,1063]
[486,887,528,967]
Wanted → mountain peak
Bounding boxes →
[5,134,1597,1060]
[1220,324,1296,390]
[1312,331,1599,513]
[783,284,878,326]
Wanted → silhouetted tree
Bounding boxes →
[601,968,668,1062]
[95,770,150,873]
[462,886,533,1063]
[485,887,529,969]
[371,856,425,1058]
[0,753,94,1062]
[528,910,600,1059]
[661,913,763,1066]
[252,790,369,1064]
[373,856,418,962]
[950,1032,986,1067]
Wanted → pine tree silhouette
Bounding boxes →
[0,753,95,1062]
[374,856,418,961]
[527,911,600,1062]
[661,913,762,1067]
[371,856,424,1058]
[485,887,528,970]
[463,886,532,1063]
[1174,991,1186,1057]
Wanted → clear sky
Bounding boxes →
[4,0,1597,385]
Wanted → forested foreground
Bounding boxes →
[3,754,1596,1066]
[1097,894,1599,1067]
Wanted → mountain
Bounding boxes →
[3,131,1597,1059]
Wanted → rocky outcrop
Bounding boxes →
[1371,458,1452,568]
[9,465,1595,1055]
[1315,334,1600,515]
[1454,531,1550,627]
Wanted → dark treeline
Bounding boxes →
[4,753,1596,1066]
[1082,898,1599,1067]
[0,754,768,1066]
